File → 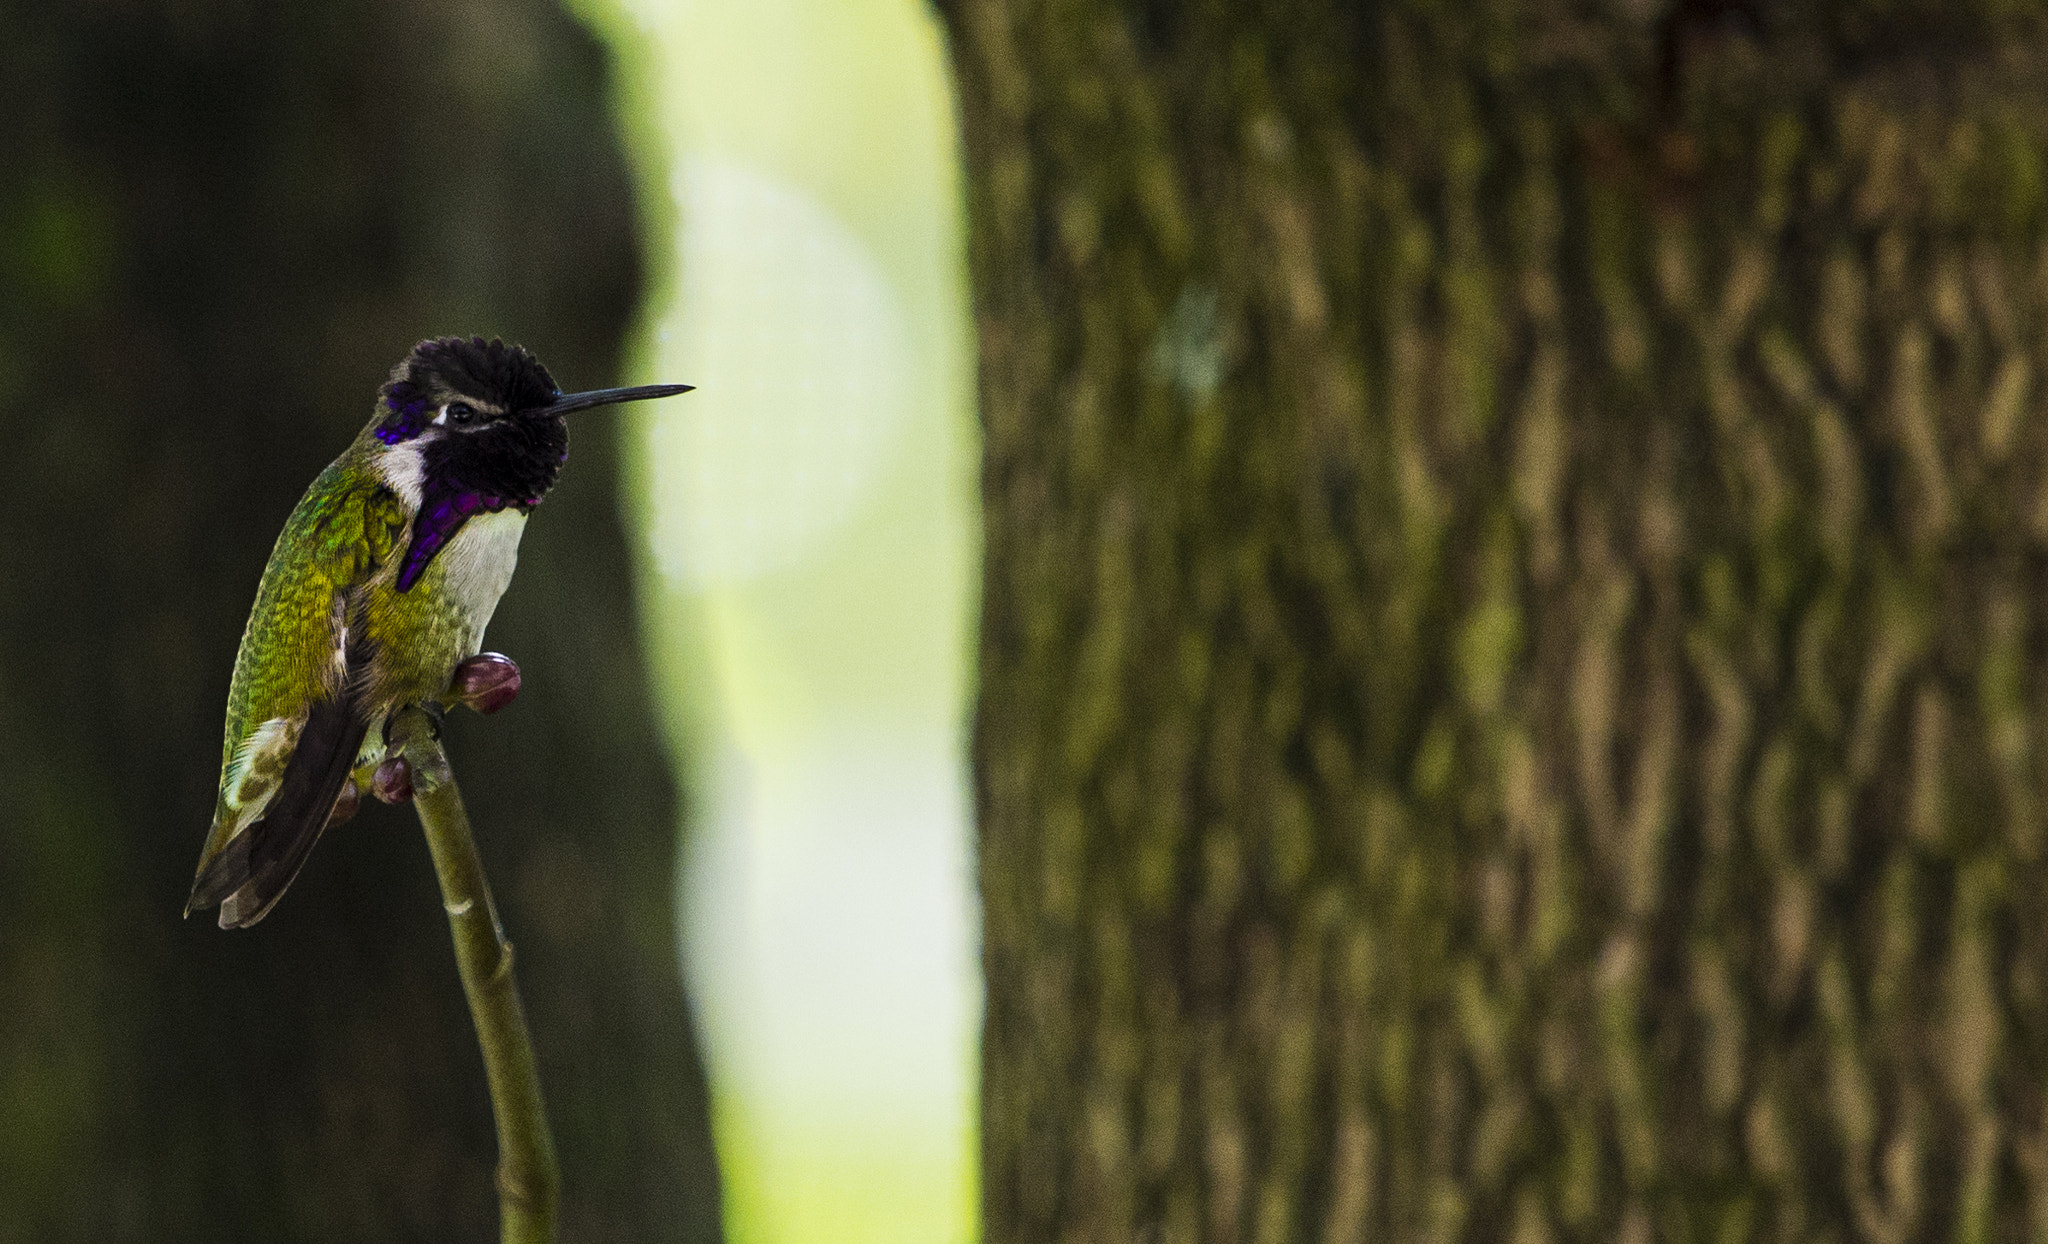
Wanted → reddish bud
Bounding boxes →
[327,779,361,828]
[450,652,521,714]
[372,756,415,804]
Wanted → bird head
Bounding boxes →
[371,336,691,507]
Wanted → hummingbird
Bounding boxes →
[186,336,691,929]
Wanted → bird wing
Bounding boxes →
[188,462,408,928]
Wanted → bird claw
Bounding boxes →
[378,705,451,796]
[449,652,521,715]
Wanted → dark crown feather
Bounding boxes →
[375,336,558,444]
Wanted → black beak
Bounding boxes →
[546,383,694,414]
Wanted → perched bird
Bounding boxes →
[187,336,690,928]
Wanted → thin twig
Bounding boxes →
[395,708,560,1243]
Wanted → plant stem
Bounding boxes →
[400,711,560,1243]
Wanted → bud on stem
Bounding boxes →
[373,756,415,804]
[327,778,361,827]
[450,652,522,715]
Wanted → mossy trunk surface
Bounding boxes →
[0,2,720,1239]
[942,3,2048,1239]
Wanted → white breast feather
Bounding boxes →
[374,441,426,510]
[439,508,529,646]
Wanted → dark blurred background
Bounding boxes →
[0,1,721,1239]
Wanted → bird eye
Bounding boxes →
[444,401,477,426]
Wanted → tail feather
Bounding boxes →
[185,830,256,913]
[189,697,369,929]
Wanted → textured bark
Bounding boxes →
[944,3,2048,1240]
[0,2,720,1240]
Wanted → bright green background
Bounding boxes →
[575,1,979,1239]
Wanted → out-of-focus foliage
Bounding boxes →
[600,0,983,1239]
[0,1,719,1239]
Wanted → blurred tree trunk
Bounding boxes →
[0,2,720,1240]
[943,2,2048,1239]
